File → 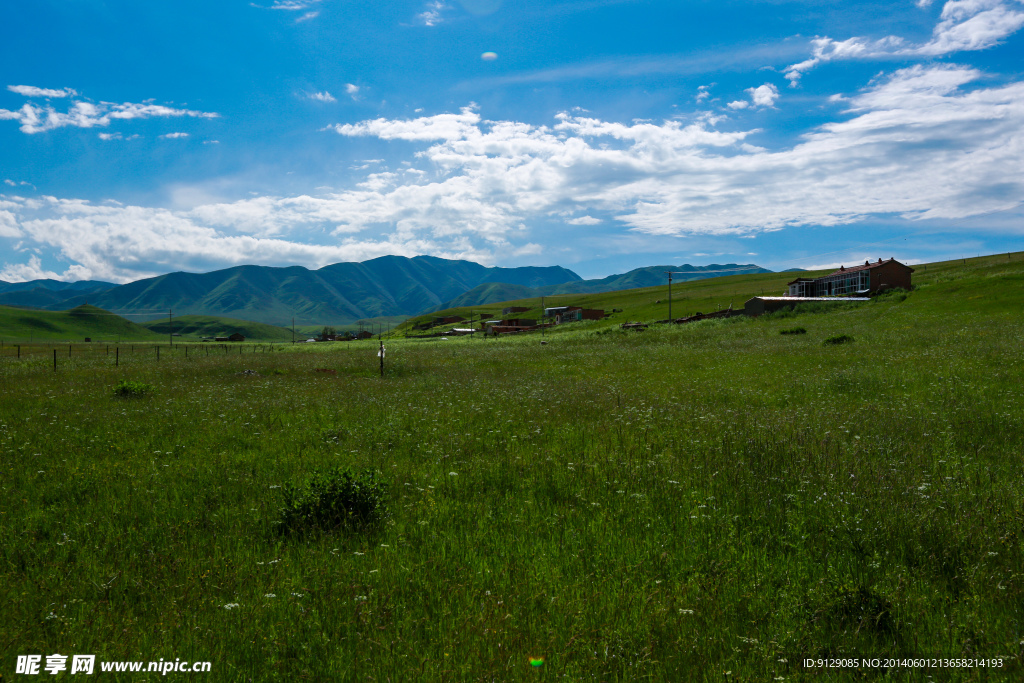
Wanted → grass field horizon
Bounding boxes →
[2,252,1022,680]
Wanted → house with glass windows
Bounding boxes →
[786,258,914,297]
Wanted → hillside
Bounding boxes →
[140,315,294,341]
[41,256,582,326]
[0,304,164,342]
[397,252,1024,336]
[0,279,116,309]
[434,263,772,309]
[437,282,539,310]
[399,265,807,334]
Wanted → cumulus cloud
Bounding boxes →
[785,0,1024,85]
[747,83,780,107]
[0,90,219,134]
[0,209,21,237]
[159,132,190,139]
[7,85,77,98]
[727,100,750,110]
[5,65,1024,281]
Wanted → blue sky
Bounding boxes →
[1,0,1022,283]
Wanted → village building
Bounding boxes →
[555,307,606,324]
[502,306,530,315]
[786,258,914,297]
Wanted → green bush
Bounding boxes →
[112,379,154,398]
[277,467,389,535]
[780,327,807,335]
[823,334,855,346]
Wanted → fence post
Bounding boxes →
[17,345,20,359]
[116,348,119,366]
[53,349,57,372]
[157,346,160,362]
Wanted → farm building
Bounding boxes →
[744,297,870,317]
[786,258,914,297]
[434,315,466,325]
[502,306,530,315]
[555,307,606,324]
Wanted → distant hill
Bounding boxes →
[33,256,582,326]
[438,282,540,310]
[0,278,115,294]
[0,279,116,309]
[141,315,294,341]
[0,304,163,342]
[437,263,772,309]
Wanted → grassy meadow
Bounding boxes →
[1,254,1023,681]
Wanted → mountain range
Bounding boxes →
[0,257,773,325]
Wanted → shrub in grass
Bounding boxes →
[112,379,154,398]
[823,334,855,346]
[277,467,389,535]
[780,327,807,335]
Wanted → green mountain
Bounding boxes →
[439,282,540,310]
[0,304,163,342]
[436,263,772,309]
[34,256,582,326]
[140,315,294,341]
[0,279,116,309]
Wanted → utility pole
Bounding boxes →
[541,295,545,338]
[664,271,673,321]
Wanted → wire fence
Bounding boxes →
[0,341,290,367]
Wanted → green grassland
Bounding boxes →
[0,304,164,343]
[397,254,1021,334]
[141,315,294,342]
[1,254,1023,681]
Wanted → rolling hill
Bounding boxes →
[140,315,295,341]
[434,263,772,310]
[0,304,163,342]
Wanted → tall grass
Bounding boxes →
[1,259,1022,681]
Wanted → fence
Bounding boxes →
[0,341,288,370]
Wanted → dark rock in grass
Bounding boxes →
[823,334,855,345]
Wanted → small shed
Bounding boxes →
[228,333,245,342]
[744,296,870,317]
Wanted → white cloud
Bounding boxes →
[747,83,780,107]
[696,85,711,102]
[7,85,77,98]
[295,11,319,22]
[0,91,218,135]
[5,65,1024,281]
[159,132,190,139]
[417,1,449,26]
[785,0,1024,85]
[0,209,21,237]
[727,100,750,110]
[345,83,360,98]
[268,0,321,9]
[309,91,336,102]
